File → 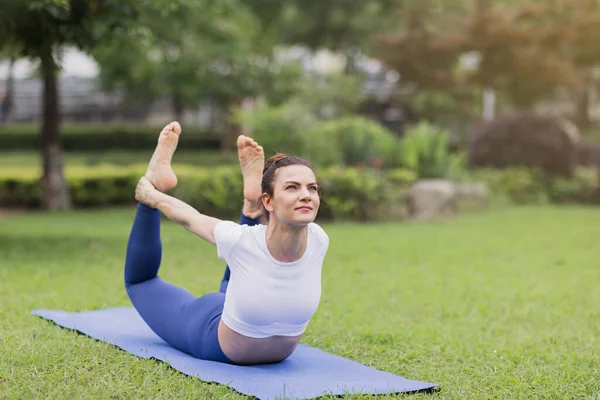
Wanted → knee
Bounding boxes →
[124,281,137,302]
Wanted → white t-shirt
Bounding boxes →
[213,220,329,338]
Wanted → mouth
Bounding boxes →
[295,206,313,211]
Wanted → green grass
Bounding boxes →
[1,206,599,399]
[0,150,238,168]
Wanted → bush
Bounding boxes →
[467,111,580,177]
[232,102,316,158]
[0,123,221,151]
[399,122,451,179]
[546,167,599,204]
[461,166,599,206]
[235,107,403,169]
[0,164,419,222]
[467,167,549,205]
[576,138,600,168]
[303,117,400,169]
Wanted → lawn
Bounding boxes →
[1,205,599,399]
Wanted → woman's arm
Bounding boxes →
[136,177,221,245]
[155,191,221,245]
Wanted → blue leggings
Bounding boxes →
[124,202,260,364]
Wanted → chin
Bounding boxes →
[288,213,316,226]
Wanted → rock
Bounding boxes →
[405,180,489,221]
[406,179,457,221]
[454,182,489,207]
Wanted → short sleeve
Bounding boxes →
[213,221,244,260]
[309,223,330,255]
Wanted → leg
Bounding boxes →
[124,203,233,363]
[219,135,265,293]
[219,212,261,293]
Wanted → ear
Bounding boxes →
[261,193,274,212]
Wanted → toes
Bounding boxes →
[162,122,181,135]
[170,121,182,135]
[237,135,247,148]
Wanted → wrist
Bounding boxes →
[148,190,163,209]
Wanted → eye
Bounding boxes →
[310,186,318,191]
[285,185,296,190]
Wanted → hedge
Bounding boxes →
[0,165,419,222]
[0,123,222,151]
[2,164,597,221]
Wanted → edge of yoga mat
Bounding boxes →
[31,307,440,400]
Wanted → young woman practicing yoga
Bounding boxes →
[124,122,329,365]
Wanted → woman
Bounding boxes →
[125,122,329,365]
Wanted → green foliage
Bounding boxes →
[1,0,144,59]
[236,101,454,180]
[399,121,451,178]
[304,116,400,168]
[232,102,315,157]
[463,166,600,206]
[407,87,481,134]
[281,0,403,54]
[546,167,599,204]
[92,0,305,113]
[293,73,368,118]
[0,123,220,151]
[319,165,415,221]
[0,164,418,221]
[467,167,549,205]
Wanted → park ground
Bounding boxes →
[1,205,599,399]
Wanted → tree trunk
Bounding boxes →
[40,49,71,210]
[172,92,183,121]
[576,86,591,131]
[482,85,496,121]
[222,99,243,151]
[3,57,15,122]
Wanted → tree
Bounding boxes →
[0,46,19,122]
[93,0,305,150]
[92,0,251,121]
[459,1,577,109]
[0,0,160,210]
[546,0,600,128]
[374,1,466,91]
[372,1,476,127]
[280,0,404,72]
[373,0,600,123]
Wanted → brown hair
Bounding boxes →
[261,153,314,221]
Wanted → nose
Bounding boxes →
[299,186,311,201]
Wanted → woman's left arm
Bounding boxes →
[136,177,221,245]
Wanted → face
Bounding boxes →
[263,165,320,226]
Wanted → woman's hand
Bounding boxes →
[135,177,160,208]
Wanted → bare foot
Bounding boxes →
[145,122,181,192]
[237,135,264,213]
[135,177,160,208]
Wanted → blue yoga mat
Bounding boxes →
[32,307,439,399]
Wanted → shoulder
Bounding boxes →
[214,220,264,240]
[213,221,265,259]
[309,222,329,249]
[214,220,242,237]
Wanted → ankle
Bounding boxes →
[138,202,159,213]
[242,200,262,219]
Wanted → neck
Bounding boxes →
[265,219,308,263]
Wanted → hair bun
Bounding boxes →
[263,153,288,174]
